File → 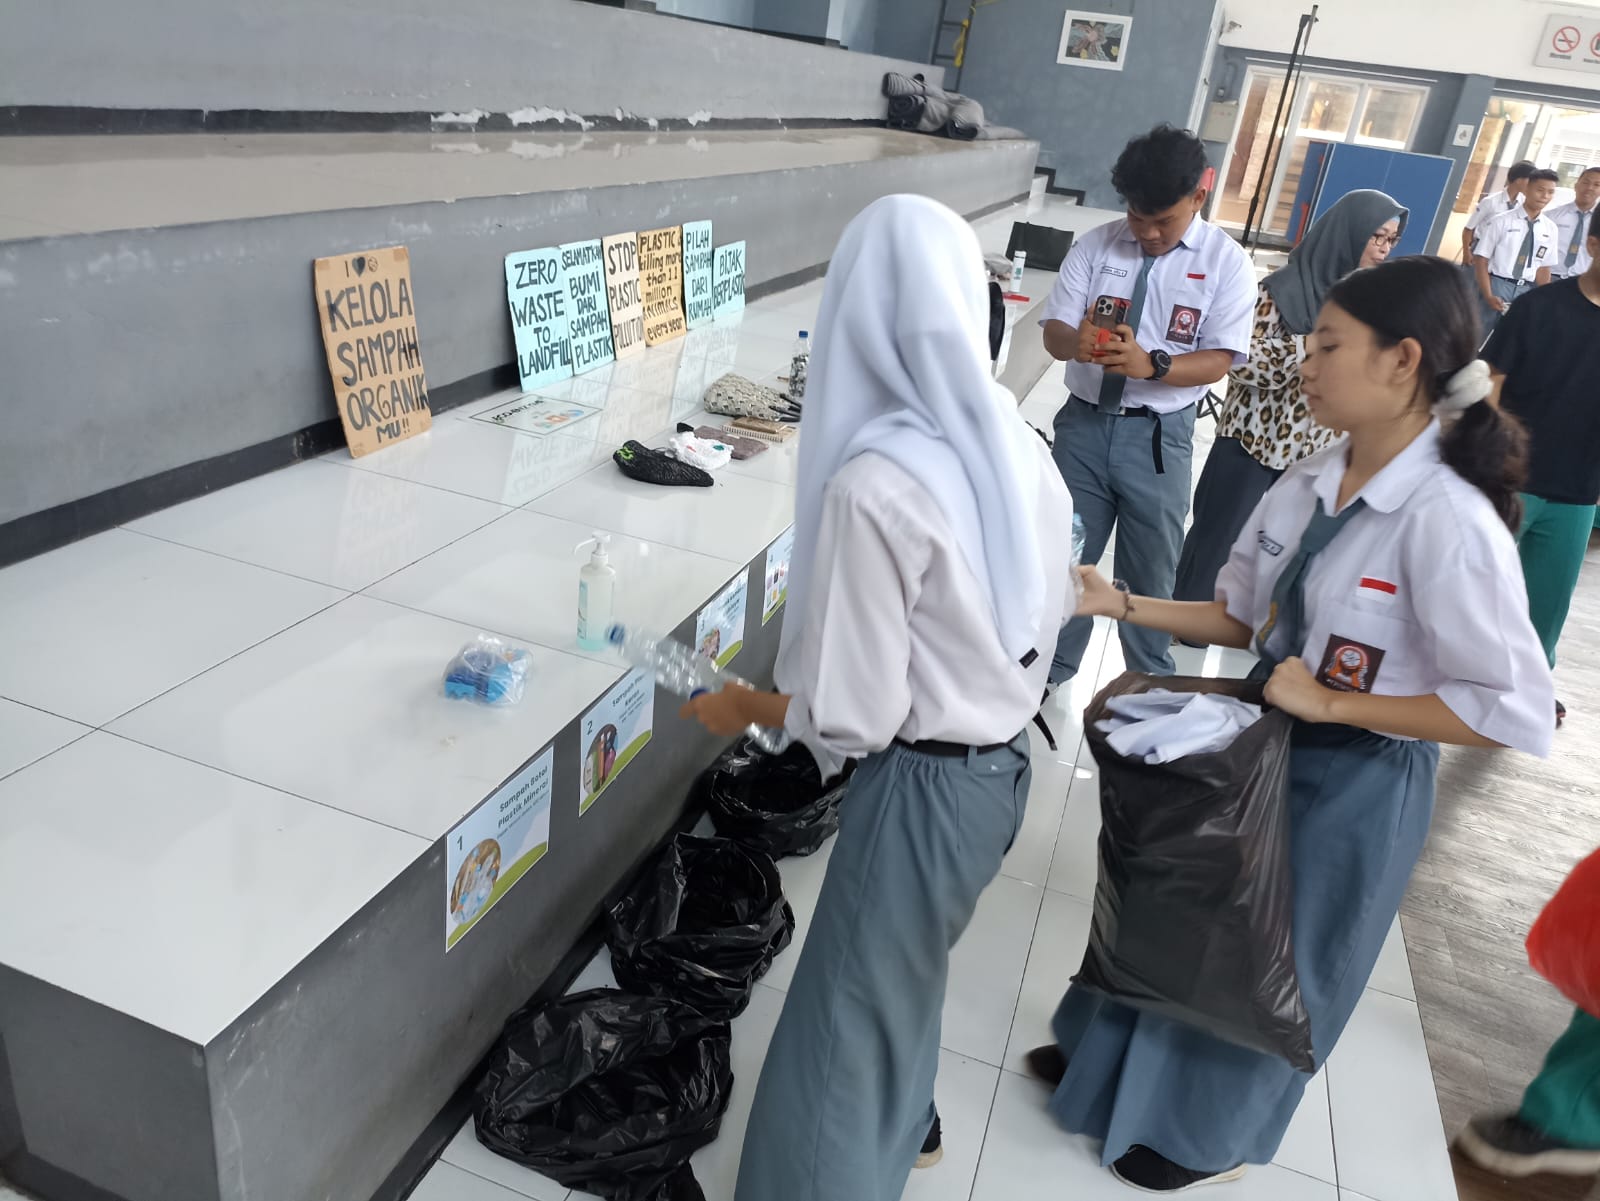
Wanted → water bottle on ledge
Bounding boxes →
[606,624,790,755]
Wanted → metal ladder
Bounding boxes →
[928,0,992,91]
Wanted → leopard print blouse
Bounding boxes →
[1216,284,1340,472]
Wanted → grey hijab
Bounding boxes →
[1263,189,1408,335]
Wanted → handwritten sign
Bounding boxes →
[639,225,687,346]
[313,246,433,458]
[445,745,553,950]
[505,247,574,391]
[682,220,715,329]
[713,242,747,317]
[561,239,615,375]
[602,233,646,360]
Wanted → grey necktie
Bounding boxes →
[1253,498,1368,668]
[1097,254,1156,413]
[1566,212,1588,274]
[1512,222,1538,281]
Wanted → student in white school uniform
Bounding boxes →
[1462,159,1536,262]
[681,194,1077,1201]
[1039,124,1256,688]
[1023,256,1554,1193]
[1546,167,1600,281]
[1473,167,1561,333]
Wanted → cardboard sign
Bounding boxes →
[713,241,747,317]
[682,220,716,329]
[639,225,687,346]
[561,239,616,375]
[444,745,553,950]
[602,233,646,359]
[313,246,433,458]
[505,247,574,391]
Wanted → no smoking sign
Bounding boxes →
[1554,24,1580,53]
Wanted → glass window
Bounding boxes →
[1358,87,1424,147]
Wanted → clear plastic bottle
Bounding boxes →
[606,624,790,754]
[1070,511,1087,608]
[789,331,810,400]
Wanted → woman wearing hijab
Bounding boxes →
[681,194,1077,1201]
[1174,189,1407,604]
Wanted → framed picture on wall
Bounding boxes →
[1057,10,1131,71]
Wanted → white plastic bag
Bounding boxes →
[670,433,734,473]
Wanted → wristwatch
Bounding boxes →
[1148,349,1173,381]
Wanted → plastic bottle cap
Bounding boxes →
[798,331,809,338]
[606,624,626,645]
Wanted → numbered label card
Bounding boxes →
[697,574,749,669]
[444,745,553,950]
[763,526,795,624]
[580,669,655,815]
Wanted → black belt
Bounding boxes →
[1073,395,1191,474]
[895,735,1022,758]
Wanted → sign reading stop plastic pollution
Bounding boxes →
[603,232,646,359]
[313,246,433,458]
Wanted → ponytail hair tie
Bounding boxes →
[1436,359,1493,415]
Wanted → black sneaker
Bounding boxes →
[1557,700,1567,727]
[1024,1044,1068,1087]
[1109,1146,1246,1192]
[1456,1113,1600,1178]
[613,441,714,488]
[914,1114,943,1169]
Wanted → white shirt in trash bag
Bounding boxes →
[1095,690,1264,764]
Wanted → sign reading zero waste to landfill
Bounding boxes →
[313,246,433,458]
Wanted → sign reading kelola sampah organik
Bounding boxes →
[314,246,433,457]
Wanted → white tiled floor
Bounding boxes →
[0,197,1457,1200]
[420,605,1456,1201]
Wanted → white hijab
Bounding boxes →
[778,194,1050,680]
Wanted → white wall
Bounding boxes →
[1221,0,1600,90]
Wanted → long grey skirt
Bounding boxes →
[1046,721,1439,1172]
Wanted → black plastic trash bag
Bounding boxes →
[693,738,851,858]
[607,833,795,1020]
[1075,673,1315,1072]
[475,989,733,1201]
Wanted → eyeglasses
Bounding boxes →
[1369,232,1401,248]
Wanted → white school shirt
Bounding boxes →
[1465,189,1516,233]
[1216,421,1554,757]
[1474,205,1560,282]
[1545,201,1596,278]
[1039,214,1256,415]
[781,443,1076,779]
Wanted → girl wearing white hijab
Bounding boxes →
[682,194,1076,1200]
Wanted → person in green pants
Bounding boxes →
[1483,211,1600,726]
[1457,1008,1600,1176]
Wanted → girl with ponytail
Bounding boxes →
[1023,255,1556,1193]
